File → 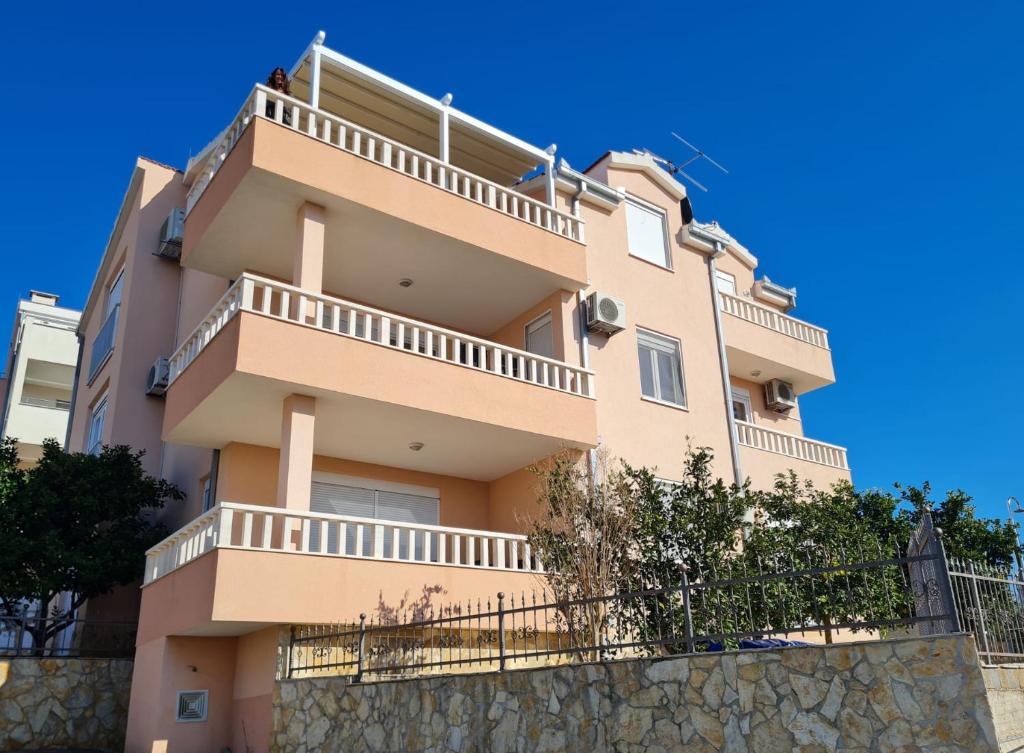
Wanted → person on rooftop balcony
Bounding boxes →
[266,67,292,126]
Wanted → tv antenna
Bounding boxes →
[635,132,729,192]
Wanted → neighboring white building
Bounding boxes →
[0,291,81,465]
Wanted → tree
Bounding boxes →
[527,445,1024,657]
[626,446,751,588]
[620,448,751,651]
[890,483,1020,568]
[0,438,183,651]
[524,450,638,659]
[740,474,905,644]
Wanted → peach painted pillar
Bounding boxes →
[276,394,316,510]
[294,202,325,292]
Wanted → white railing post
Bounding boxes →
[217,505,233,547]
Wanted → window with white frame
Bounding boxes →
[524,311,554,359]
[86,395,108,455]
[637,329,686,407]
[625,198,671,268]
[106,268,125,316]
[731,387,753,423]
[715,270,737,296]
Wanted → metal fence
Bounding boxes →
[288,514,961,680]
[0,616,137,659]
[949,558,1024,664]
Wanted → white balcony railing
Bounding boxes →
[168,274,595,398]
[186,84,584,243]
[144,502,543,585]
[719,292,830,350]
[735,420,849,470]
[19,396,71,410]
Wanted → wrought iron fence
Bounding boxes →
[288,527,956,680]
[0,616,137,659]
[289,510,1024,679]
[949,558,1024,664]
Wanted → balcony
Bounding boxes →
[719,292,834,394]
[138,503,542,639]
[182,86,587,336]
[163,275,597,481]
[735,420,850,490]
[145,502,542,585]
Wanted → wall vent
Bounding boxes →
[176,690,208,723]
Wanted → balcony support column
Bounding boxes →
[545,155,557,208]
[294,202,326,293]
[309,48,322,110]
[277,394,316,511]
[439,106,450,163]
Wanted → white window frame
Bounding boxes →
[715,270,737,296]
[636,328,687,408]
[201,477,213,512]
[524,310,554,359]
[731,387,753,423]
[86,393,108,455]
[106,267,125,317]
[625,196,672,270]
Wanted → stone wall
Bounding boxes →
[272,634,999,753]
[983,665,1024,752]
[0,658,133,752]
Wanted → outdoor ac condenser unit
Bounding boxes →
[156,209,185,260]
[586,292,627,336]
[146,357,170,397]
[765,379,798,413]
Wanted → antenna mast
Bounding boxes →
[635,132,729,192]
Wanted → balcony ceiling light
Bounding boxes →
[408,442,425,452]
[751,370,762,378]
[399,278,414,288]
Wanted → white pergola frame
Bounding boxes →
[289,32,557,206]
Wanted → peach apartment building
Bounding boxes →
[64,32,849,753]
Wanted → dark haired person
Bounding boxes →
[266,67,292,126]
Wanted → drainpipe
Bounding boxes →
[571,176,599,483]
[708,243,745,494]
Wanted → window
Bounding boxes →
[524,312,554,359]
[310,476,440,560]
[715,270,737,296]
[106,268,124,316]
[731,387,752,423]
[637,329,686,407]
[86,395,108,455]
[625,198,671,268]
[201,477,213,512]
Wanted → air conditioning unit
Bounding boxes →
[156,209,185,260]
[765,379,797,413]
[146,357,170,397]
[586,292,626,335]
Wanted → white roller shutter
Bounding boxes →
[625,199,670,267]
[310,479,440,560]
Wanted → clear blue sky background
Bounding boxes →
[1,2,1021,519]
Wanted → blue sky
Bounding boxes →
[1,2,1021,519]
